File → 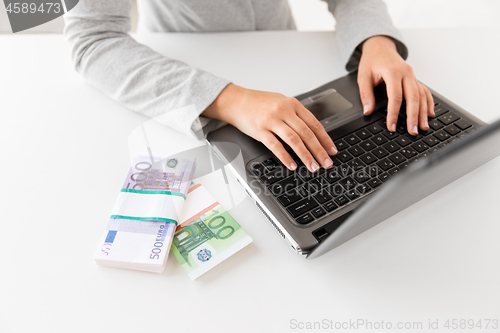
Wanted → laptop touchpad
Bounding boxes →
[300,88,353,123]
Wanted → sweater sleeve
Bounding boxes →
[63,0,230,139]
[323,0,408,72]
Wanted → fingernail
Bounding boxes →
[325,158,333,168]
[330,146,338,155]
[290,162,297,171]
[413,125,418,134]
[424,120,429,129]
[431,107,435,117]
[363,104,371,115]
[311,162,319,172]
[390,123,396,132]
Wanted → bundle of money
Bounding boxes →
[171,184,253,280]
[94,154,196,273]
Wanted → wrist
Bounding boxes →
[201,83,247,125]
[361,35,397,54]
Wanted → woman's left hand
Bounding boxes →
[358,36,435,135]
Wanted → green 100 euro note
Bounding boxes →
[171,203,252,280]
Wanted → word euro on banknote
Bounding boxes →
[94,154,196,273]
[171,185,252,280]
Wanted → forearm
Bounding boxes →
[64,0,229,138]
[323,0,408,72]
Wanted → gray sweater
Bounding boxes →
[64,0,407,139]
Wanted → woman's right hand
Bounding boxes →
[201,83,338,173]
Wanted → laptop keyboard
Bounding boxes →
[250,104,476,225]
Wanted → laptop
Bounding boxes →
[206,72,500,258]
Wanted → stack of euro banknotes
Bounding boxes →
[94,154,252,280]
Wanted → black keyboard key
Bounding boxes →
[323,201,338,212]
[354,183,372,196]
[411,141,429,153]
[277,190,302,207]
[287,198,319,218]
[379,172,390,182]
[420,128,434,136]
[338,164,353,178]
[405,133,423,142]
[395,135,412,147]
[324,169,341,183]
[444,125,461,136]
[328,183,345,197]
[454,119,472,130]
[367,164,383,177]
[368,177,382,188]
[429,119,444,130]
[408,157,419,164]
[348,145,365,157]
[400,161,410,169]
[372,147,389,159]
[359,140,376,151]
[359,152,377,165]
[434,130,451,141]
[268,176,303,196]
[388,152,405,165]
[388,167,401,175]
[296,166,316,182]
[396,123,407,134]
[252,163,265,176]
[432,105,449,117]
[335,195,349,206]
[377,158,395,171]
[371,134,388,145]
[337,151,353,163]
[366,123,384,134]
[344,134,361,145]
[339,177,357,190]
[346,158,365,169]
[330,156,342,166]
[313,191,333,204]
[383,141,401,153]
[438,112,460,125]
[296,185,308,197]
[382,130,399,140]
[345,189,359,200]
[310,177,328,189]
[262,157,277,166]
[260,167,288,185]
[423,135,439,147]
[296,213,314,224]
[353,169,370,183]
[311,207,326,218]
[334,139,349,151]
[400,147,418,159]
[355,128,372,140]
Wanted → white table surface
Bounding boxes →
[1,28,499,333]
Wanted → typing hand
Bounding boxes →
[202,83,337,172]
[358,36,435,135]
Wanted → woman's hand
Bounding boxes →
[202,84,337,172]
[358,36,435,135]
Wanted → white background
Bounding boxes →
[1,1,500,333]
[1,0,500,33]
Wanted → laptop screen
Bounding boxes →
[308,118,500,259]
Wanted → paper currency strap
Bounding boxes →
[110,215,178,226]
[120,188,186,200]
